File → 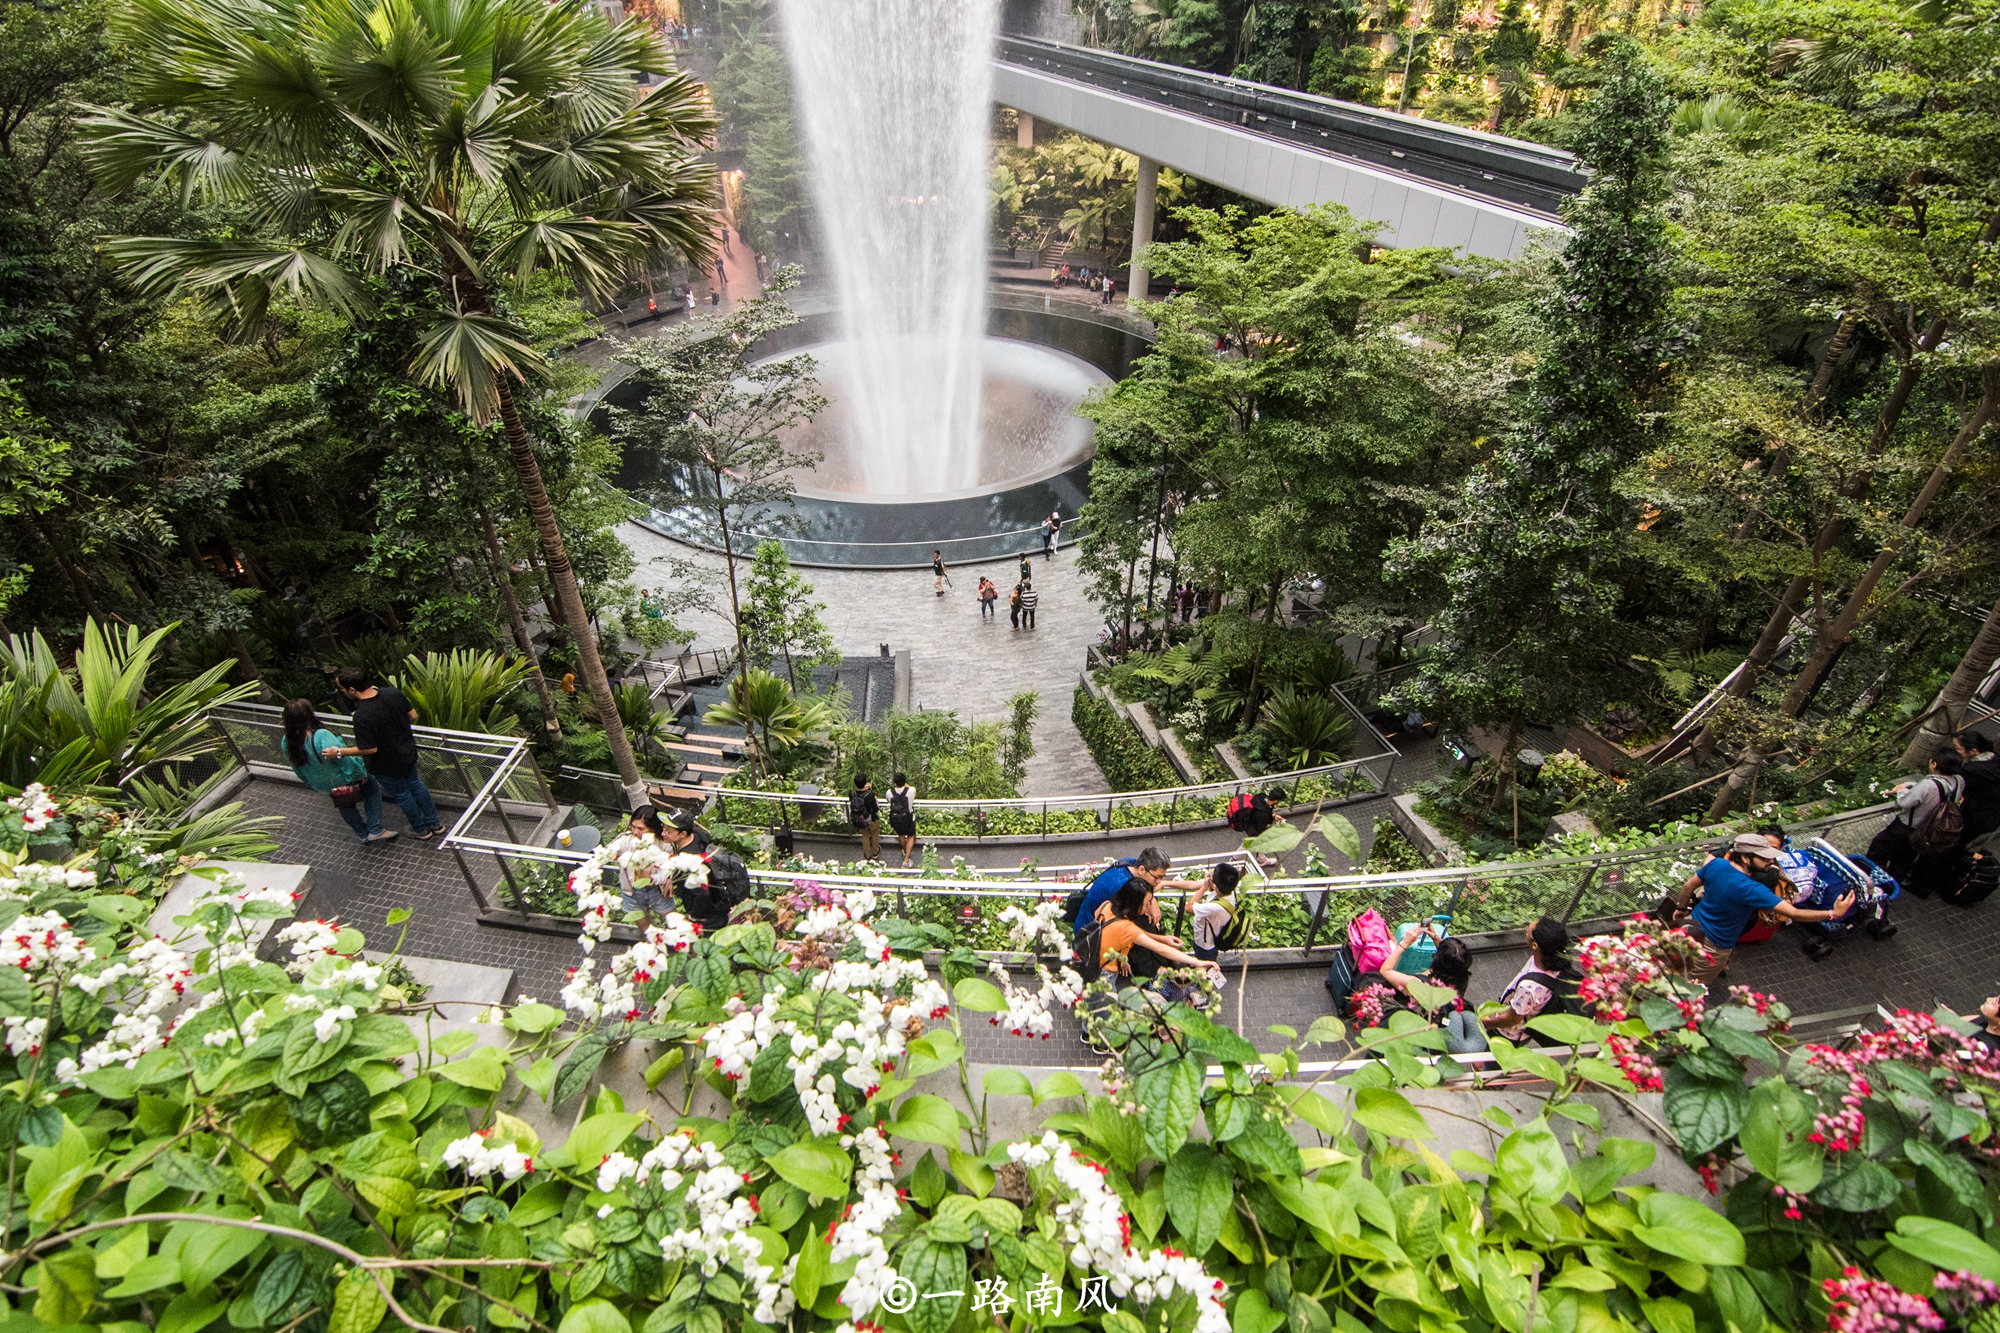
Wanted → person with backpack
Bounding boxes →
[1069,848,1170,939]
[1226,789,1282,866]
[848,774,881,861]
[1871,747,1967,893]
[1186,862,1246,961]
[1668,834,1856,982]
[1486,918,1582,1042]
[1955,731,2000,843]
[1379,925,1487,1054]
[659,809,752,933]
[887,772,918,867]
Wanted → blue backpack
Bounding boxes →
[1060,858,1140,926]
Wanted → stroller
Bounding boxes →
[1790,836,1899,961]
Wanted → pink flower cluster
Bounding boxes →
[1349,983,1400,1028]
[1800,1009,2000,1155]
[1576,922,1709,1024]
[1604,1031,1663,1092]
[1823,1269,1945,1333]
[1933,1270,2000,1318]
[1770,1182,1810,1220]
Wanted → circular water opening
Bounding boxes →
[769,336,1110,502]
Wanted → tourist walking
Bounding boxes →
[848,775,882,861]
[1667,832,1855,982]
[977,576,998,620]
[1102,277,1114,305]
[327,667,442,840]
[931,550,951,596]
[887,772,918,867]
[282,699,394,844]
[1017,580,1039,629]
[1178,583,1196,623]
[1009,581,1023,630]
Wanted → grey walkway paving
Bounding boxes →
[619,527,1110,795]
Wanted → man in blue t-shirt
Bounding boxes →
[1073,848,1171,938]
[1670,832,1855,983]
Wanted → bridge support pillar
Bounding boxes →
[1016,112,1035,148]
[1128,156,1159,300]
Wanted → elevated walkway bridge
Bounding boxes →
[993,35,1587,265]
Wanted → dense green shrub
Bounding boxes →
[1072,684,1179,791]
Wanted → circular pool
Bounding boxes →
[602,303,1149,568]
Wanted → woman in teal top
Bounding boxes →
[282,699,393,843]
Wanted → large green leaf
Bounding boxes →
[1495,1118,1568,1206]
[564,1113,642,1170]
[1888,1217,2000,1281]
[1739,1080,1823,1193]
[952,977,1006,1013]
[176,1220,266,1294]
[766,1139,853,1200]
[1662,1068,1745,1154]
[557,1298,631,1333]
[1137,1056,1203,1161]
[327,1270,386,1333]
[1813,1157,1902,1213]
[1164,1142,1232,1258]
[900,1238,967,1333]
[889,1095,964,1149]
[1634,1193,1745,1266]
[1244,823,1304,854]
[1352,1088,1434,1141]
[1314,813,1361,861]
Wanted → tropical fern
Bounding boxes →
[394,651,533,735]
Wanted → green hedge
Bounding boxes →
[1072,684,1179,792]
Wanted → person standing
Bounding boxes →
[327,667,441,840]
[848,775,882,861]
[1102,276,1114,305]
[1955,730,2000,843]
[1668,833,1855,982]
[1020,552,1033,584]
[659,809,751,933]
[283,699,394,844]
[621,808,669,927]
[1045,510,1062,559]
[977,576,998,620]
[931,550,951,596]
[1009,581,1023,631]
[1178,583,1196,623]
[1018,580,1039,630]
[1040,515,1055,559]
[887,772,918,868]
[683,287,694,315]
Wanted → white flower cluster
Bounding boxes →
[558,917,701,1023]
[788,989,911,1136]
[443,1131,534,1180]
[747,1254,798,1325]
[566,835,710,949]
[274,919,341,974]
[6,784,60,833]
[997,896,1075,961]
[0,858,97,899]
[1008,1131,1229,1333]
[3,1014,46,1055]
[827,1125,902,1317]
[704,995,780,1082]
[0,912,90,972]
[57,935,199,1078]
[985,958,1085,1039]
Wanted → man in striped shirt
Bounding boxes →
[1017,580,1039,629]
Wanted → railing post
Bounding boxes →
[1105,797,1113,834]
[495,852,528,913]
[1042,803,1048,839]
[1302,885,1329,956]
[451,846,494,912]
[1561,867,1600,923]
[207,716,253,774]
[450,751,519,844]
[1169,793,1178,829]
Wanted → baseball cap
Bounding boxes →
[666,810,699,834]
[1730,831,1777,858]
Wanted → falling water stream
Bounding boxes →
[778,0,1001,495]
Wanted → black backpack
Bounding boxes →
[849,791,872,830]
[1915,778,1966,857]
[889,787,913,821]
[1073,920,1105,984]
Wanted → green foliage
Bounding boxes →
[1255,686,1354,769]
[394,650,533,736]
[1072,686,1179,792]
[703,669,837,777]
[740,542,836,692]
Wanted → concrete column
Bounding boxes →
[1128,156,1160,300]
[1016,112,1035,148]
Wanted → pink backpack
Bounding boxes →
[1348,909,1393,974]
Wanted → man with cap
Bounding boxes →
[1668,831,1855,983]
[659,810,752,934]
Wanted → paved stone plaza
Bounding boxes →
[620,524,1112,794]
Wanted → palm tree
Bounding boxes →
[703,668,836,779]
[79,0,719,809]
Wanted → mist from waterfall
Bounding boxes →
[778,0,999,495]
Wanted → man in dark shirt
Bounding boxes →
[661,810,750,932]
[848,775,881,861]
[325,667,441,839]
